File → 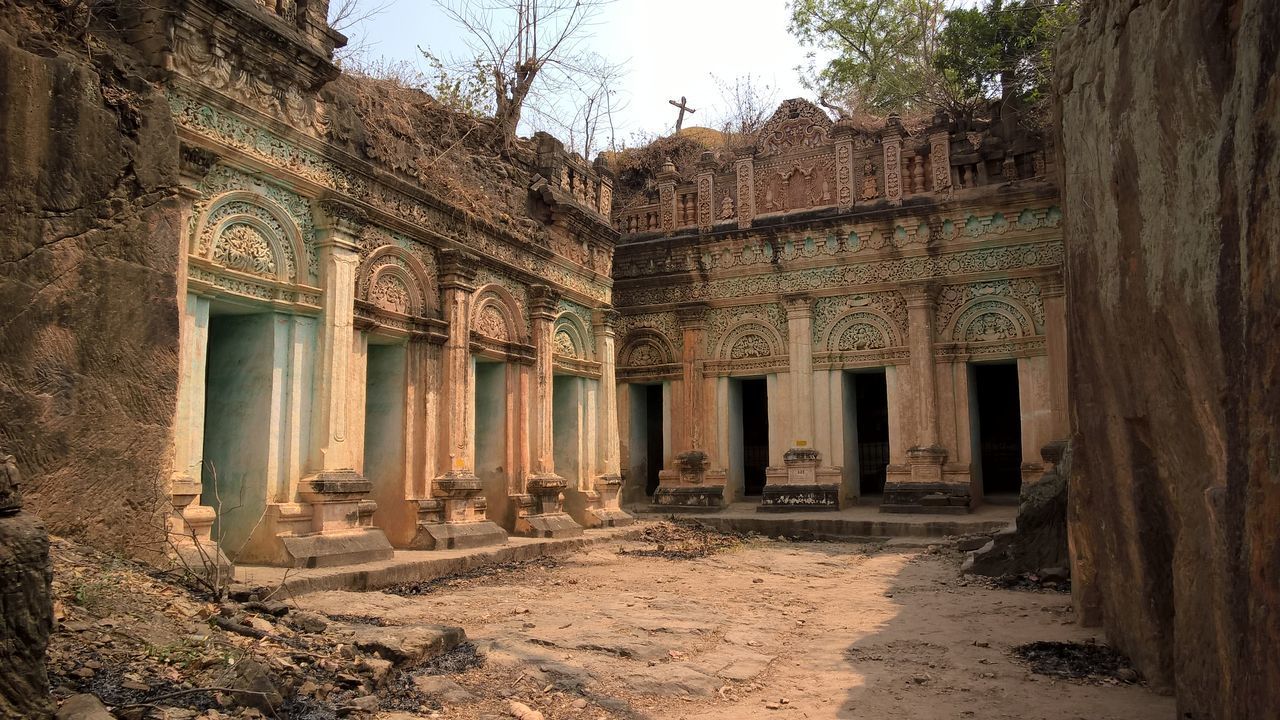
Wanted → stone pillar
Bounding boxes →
[588,309,632,526]
[882,116,904,206]
[883,283,969,513]
[695,152,715,234]
[1043,276,1069,438]
[168,145,231,575]
[653,303,724,510]
[519,286,582,538]
[832,120,856,212]
[292,199,394,565]
[760,296,841,511]
[658,159,678,235]
[418,250,507,550]
[734,148,756,229]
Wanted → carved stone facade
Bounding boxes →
[135,0,629,567]
[613,99,1064,513]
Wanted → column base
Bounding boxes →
[412,520,509,550]
[757,448,842,511]
[517,513,583,538]
[167,474,233,582]
[278,528,395,568]
[758,483,840,512]
[880,446,971,514]
[652,484,725,512]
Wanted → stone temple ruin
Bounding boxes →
[0,0,1276,718]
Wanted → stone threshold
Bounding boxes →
[235,526,638,597]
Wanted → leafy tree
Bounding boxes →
[933,0,1047,110]
[787,0,945,113]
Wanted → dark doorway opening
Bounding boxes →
[973,363,1023,498]
[740,378,769,496]
[643,384,663,496]
[853,372,890,495]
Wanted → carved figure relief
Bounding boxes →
[554,329,578,357]
[965,313,1017,342]
[860,159,879,200]
[213,224,277,277]
[837,323,886,351]
[730,334,772,359]
[370,274,411,314]
[476,305,510,341]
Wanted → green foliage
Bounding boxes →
[419,50,496,118]
[788,0,945,112]
[789,0,1080,117]
[933,0,1049,107]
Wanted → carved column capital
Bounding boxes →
[438,249,477,290]
[178,143,219,192]
[591,307,621,334]
[676,303,708,329]
[783,293,813,319]
[903,283,939,309]
[529,284,562,319]
[315,198,367,251]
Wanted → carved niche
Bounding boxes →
[755,99,833,157]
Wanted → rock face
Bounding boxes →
[965,441,1070,577]
[1056,1,1279,717]
[0,6,181,554]
[0,455,54,719]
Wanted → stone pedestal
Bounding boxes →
[759,448,842,512]
[653,450,725,511]
[167,473,232,581]
[412,471,508,550]
[518,475,582,538]
[277,470,395,568]
[587,474,635,526]
[882,446,971,513]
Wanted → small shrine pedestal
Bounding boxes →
[759,448,842,512]
[518,474,583,538]
[881,446,972,514]
[652,451,726,512]
[413,471,509,550]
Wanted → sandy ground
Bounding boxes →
[291,535,1174,720]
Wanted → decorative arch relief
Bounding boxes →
[358,243,435,318]
[716,320,785,362]
[951,298,1036,343]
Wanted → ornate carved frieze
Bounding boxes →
[168,92,611,302]
[704,304,788,357]
[613,206,1063,279]
[812,292,907,347]
[614,240,1065,307]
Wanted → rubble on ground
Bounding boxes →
[1012,641,1140,684]
[617,519,748,560]
[45,537,471,719]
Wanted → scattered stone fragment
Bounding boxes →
[508,700,545,720]
[55,694,116,720]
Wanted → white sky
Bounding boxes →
[350,0,824,146]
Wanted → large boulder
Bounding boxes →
[1057,1,1280,716]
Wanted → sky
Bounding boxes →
[347,0,825,148]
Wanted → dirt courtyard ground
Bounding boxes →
[294,530,1174,720]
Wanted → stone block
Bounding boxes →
[653,485,725,511]
[518,513,583,539]
[413,520,508,550]
[279,528,394,568]
[757,483,839,512]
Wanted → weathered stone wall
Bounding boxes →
[0,5,180,555]
[1057,0,1279,717]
